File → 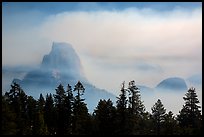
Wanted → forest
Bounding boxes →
[2,80,202,135]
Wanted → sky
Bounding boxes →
[2,2,202,114]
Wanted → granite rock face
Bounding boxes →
[12,42,116,112]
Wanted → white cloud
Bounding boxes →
[2,7,202,114]
[38,8,201,59]
[39,8,200,88]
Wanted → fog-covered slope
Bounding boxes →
[11,42,116,112]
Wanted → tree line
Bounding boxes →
[2,80,202,135]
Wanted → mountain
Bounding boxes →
[2,65,34,94]
[11,42,116,112]
[41,42,86,81]
[14,42,87,91]
[155,77,188,91]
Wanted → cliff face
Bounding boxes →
[40,42,86,81]
[17,42,86,88]
[12,42,116,112]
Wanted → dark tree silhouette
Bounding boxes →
[163,111,179,135]
[64,84,74,134]
[177,87,202,135]
[151,99,166,135]
[26,96,37,135]
[5,82,29,135]
[128,80,145,115]
[94,99,117,135]
[74,81,85,101]
[30,94,48,135]
[54,84,67,135]
[33,111,48,135]
[2,81,202,135]
[44,93,56,135]
[115,81,128,135]
[72,81,90,135]
[2,96,17,135]
[38,93,45,113]
[127,80,145,134]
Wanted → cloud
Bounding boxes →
[134,62,163,73]
[2,5,202,114]
[3,6,202,92]
[38,7,201,59]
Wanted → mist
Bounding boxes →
[2,3,202,114]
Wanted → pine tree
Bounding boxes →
[54,84,66,135]
[128,80,145,115]
[74,81,85,102]
[72,81,90,135]
[2,96,17,135]
[163,111,179,135]
[115,81,128,135]
[94,99,117,135]
[127,80,145,134]
[5,82,29,135]
[140,112,154,135]
[33,111,48,135]
[26,96,37,135]
[44,93,56,135]
[64,84,74,134]
[30,94,48,135]
[38,93,45,112]
[177,87,202,135]
[151,99,166,135]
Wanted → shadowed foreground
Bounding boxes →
[2,81,202,135]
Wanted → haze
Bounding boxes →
[2,2,202,114]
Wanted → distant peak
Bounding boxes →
[40,42,87,81]
[52,41,72,46]
[156,77,187,91]
[52,42,73,50]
